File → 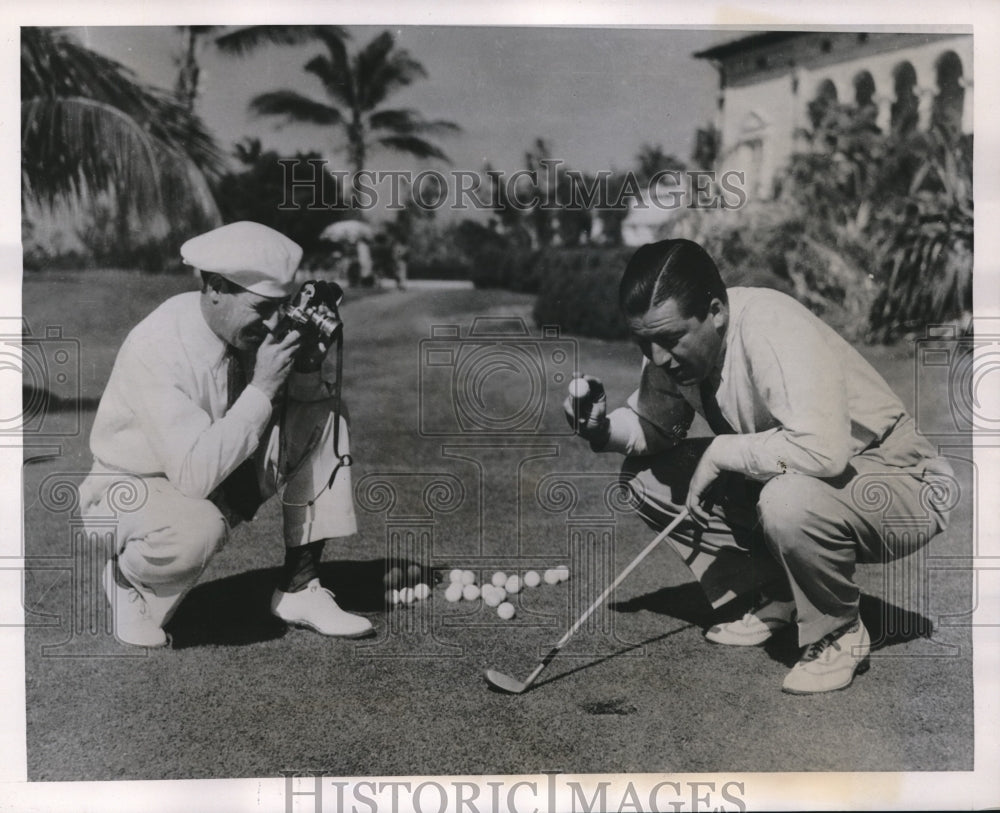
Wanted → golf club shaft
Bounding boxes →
[520,507,691,690]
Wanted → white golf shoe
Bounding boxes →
[271,579,374,638]
[705,598,796,646]
[782,618,871,694]
[102,560,169,648]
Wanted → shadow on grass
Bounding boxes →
[533,623,698,691]
[609,582,719,628]
[167,558,432,648]
[609,582,935,669]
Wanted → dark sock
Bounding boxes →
[280,541,325,592]
[763,579,794,603]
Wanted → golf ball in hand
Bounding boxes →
[523,570,541,588]
[569,378,590,399]
[497,602,516,620]
[462,584,480,601]
[444,583,463,602]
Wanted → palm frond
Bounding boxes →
[358,41,427,110]
[250,90,343,126]
[213,24,348,57]
[369,108,461,136]
[356,31,396,83]
[303,54,354,108]
[22,95,161,209]
[22,27,224,178]
[376,135,450,163]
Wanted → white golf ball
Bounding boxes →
[497,602,516,620]
[444,583,463,602]
[569,377,589,399]
[449,568,464,584]
[555,565,570,583]
[386,589,400,606]
[543,568,560,585]
[505,574,522,594]
[461,570,476,585]
[400,587,415,604]
[523,570,541,588]
[462,584,480,601]
[483,586,502,607]
[414,583,431,601]
[491,571,508,588]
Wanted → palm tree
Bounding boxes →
[248,30,460,178]
[21,27,223,225]
[634,143,687,185]
[173,25,349,112]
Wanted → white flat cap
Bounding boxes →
[181,221,302,298]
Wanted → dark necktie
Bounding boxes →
[699,373,735,436]
[220,348,263,521]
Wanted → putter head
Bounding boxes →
[484,669,527,694]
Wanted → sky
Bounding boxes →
[69,25,727,186]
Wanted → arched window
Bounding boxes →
[891,61,919,135]
[931,51,965,142]
[853,70,879,130]
[808,78,838,130]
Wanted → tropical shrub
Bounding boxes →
[532,247,635,340]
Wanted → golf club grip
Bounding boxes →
[521,508,691,687]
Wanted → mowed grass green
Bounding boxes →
[22,270,973,779]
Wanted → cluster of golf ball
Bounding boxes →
[443,567,570,619]
[384,563,432,607]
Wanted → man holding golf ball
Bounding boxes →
[564,238,954,694]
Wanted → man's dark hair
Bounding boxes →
[619,239,727,320]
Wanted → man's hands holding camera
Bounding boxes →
[250,281,344,396]
[563,375,611,450]
[251,331,301,400]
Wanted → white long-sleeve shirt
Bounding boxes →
[89,292,330,500]
[601,287,932,480]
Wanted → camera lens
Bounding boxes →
[310,311,342,341]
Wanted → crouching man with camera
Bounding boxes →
[79,221,374,647]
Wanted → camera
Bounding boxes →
[419,317,578,436]
[273,281,344,352]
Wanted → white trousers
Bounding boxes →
[81,404,355,623]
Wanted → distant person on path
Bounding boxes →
[80,221,373,647]
[391,238,409,291]
[566,238,954,694]
[356,237,374,288]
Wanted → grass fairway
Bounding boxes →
[22,270,973,780]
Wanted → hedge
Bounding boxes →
[532,247,635,340]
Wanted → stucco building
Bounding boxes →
[694,31,973,199]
